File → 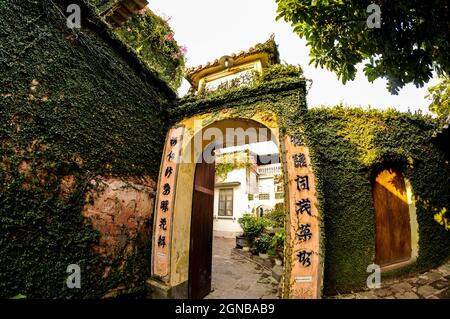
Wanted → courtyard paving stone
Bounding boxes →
[206,238,449,299]
[334,260,450,299]
[205,237,279,299]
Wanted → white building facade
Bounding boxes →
[213,148,284,238]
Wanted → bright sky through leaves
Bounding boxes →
[150,0,438,113]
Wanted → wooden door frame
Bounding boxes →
[371,166,419,271]
[188,150,215,299]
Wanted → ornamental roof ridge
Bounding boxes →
[183,34,280,79]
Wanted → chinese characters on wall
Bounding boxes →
[284,135,321,299]
[153,126,184,278]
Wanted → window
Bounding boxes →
[259,193,270,200]
[218,189,233,217]
[275,192,284,200]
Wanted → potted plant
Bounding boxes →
[270,229,285,265]
[263,204,285,228]
[237,214,268,249]
[255,233,272,259]
[236,235,250,249]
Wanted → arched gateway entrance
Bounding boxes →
[148,110,323,299]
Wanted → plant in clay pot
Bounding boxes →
[255,233,272,259]
[237,214,269,249]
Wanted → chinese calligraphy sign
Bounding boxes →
[283,134,322,299]
[153,126,184,279]
[297,250,312,267]
[296,198,312,216]
[293,153,307,168]
[297,224,312,242]
[295,175,309,191]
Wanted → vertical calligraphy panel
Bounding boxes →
[152,126,184,279]
[284,135,322,299]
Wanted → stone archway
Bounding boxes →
[147,110,323,299]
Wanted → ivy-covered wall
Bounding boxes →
[88,0,186,90]
[177,66,306,123]
[1,0,448,299]
[300,107,450,295]
[0,0,175,298]
[176,67,450,296]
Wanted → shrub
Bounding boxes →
[264,203,286,228]
[238,214,269,239]
[255,234,273,254]
[269,229,286,257]
[259,64,303,83]
[114,7,186,89]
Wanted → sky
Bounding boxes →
[150,0,438,113]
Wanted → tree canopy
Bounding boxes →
[426,78,450,119]
[275,0,450,94]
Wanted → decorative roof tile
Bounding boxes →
[184,34,280,81]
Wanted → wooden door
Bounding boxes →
[372,169,412,267]
[188,159,215,299]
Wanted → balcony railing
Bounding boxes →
[257,163,282,176]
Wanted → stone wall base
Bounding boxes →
[146,278,188,299]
